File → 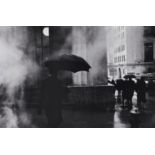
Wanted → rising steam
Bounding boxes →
[0,27,39,127]
[72,26,107,85]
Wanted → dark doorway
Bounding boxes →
[144,42,154,62]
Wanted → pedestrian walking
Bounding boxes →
[40,69,68,128]
[136,77,146,111]
[122,76,135,109]
[108,78,124,105]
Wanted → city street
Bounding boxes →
[60,95,155,128]
[0,26,155,128]
[29,92,155,128]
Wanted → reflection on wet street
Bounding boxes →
[59,94,155,128]
[113,105,143,128]
[113,106,130,128]
[32,93,155,128]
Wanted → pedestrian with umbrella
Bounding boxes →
[136,76,147,111]
[40,54,91,128]
[122,74,136,109]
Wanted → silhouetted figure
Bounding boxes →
[41,70,68,128]
[0,84,7,112]
[130,113,141,128]
[136,77,146,111]
[0,84,7,103]
[108,79,124,105]
[115,79,124,105]
[122,77,135,109]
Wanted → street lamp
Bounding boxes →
[42,27,49,37]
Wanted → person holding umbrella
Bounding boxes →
[40,54,91,128]
[122,75,136,109]
[136,76,147,111]
[40,68,67,128]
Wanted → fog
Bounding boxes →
[72,26,107,85]
[0,27,39,127]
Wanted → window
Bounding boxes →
[109,68,117,76]
[118,56,120,62]
[118,46,121,52]
[122,55,124,62]
[144,43,154,62]
[121,26,124,30]
[120,55,126,62]
[117,45,125,53]
[120,45,125,51]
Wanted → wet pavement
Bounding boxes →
[59,93,155,128]
[30,93,155,128]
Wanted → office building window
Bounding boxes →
[122,55,124,62]
[144,42,154,62]
[118,56,120,62]
[118,47,120,52]
[121,26,124,30]
[117,45,125,53]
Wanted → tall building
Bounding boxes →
[106,26,155,79]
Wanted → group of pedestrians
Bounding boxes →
[108,76,147,111]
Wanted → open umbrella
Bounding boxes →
[123,74,136,79]
[44,54,91,73]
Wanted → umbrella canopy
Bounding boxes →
[123,74,136,79]
[44,54,91,73]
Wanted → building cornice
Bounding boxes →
[108,62,155,67]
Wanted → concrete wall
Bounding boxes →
[66,85,115,110]
[25,84,115,111]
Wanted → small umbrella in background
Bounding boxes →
[44,54,91,73]
[123,74,136,79]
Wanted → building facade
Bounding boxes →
[106,26,155,79]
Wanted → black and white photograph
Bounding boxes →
[1,1,155,155]
[0,26,154,128]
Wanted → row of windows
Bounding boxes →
[114,45,125,53]
[120,32,125,39]
[113,32,125,40]
[113,26,125,32]
[109,68,126,77]
[114,55,126,63]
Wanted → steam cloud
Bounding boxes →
[72,26,107,85]
[50,27,107,85]
[0,27,39,127]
